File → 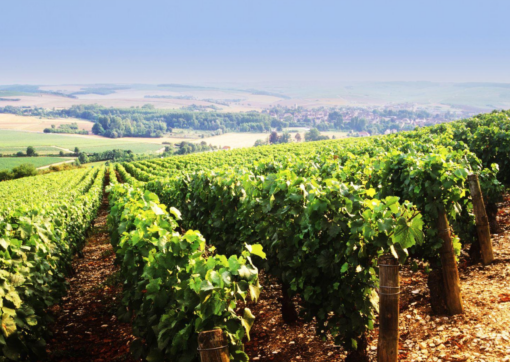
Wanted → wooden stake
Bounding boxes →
[438,211,464,315]
[198,329,230,362]
[467,174,494,265]
[377,254,399,362]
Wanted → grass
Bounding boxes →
[0,129,274,152]
[0,146,62,155]
[78,143,162,154]
[0,130,164,154]
[0,157,73,171]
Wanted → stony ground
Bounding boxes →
[390,195,510,362]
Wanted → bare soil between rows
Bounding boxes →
[45,189,136,362]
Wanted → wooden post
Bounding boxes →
[467,174,494,265]
[198,329,230,362]
[377,254,399,362]
[437,211,464,315]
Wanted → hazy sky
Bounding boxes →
[1,0,509,84]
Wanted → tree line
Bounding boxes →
[44,123,88,135]
[0,104,274,138]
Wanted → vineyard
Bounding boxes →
[0,110,509,361]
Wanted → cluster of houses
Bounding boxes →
[264,104,477,133]
[268,109,330,123]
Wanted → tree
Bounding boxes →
[305,128,320,141]
[26,146,36,157]
[78,153,89,164]
[74,147,80,154]
[0,170,13,182]
[280,131,291,144]
[305,128,329,142]
[59,151,64,156]
[295,133,302,142]
[269,131,280,144]
[11,164,37,179]
[254,139,268,147]
[92,122,105,135]
[328,111,344,129]
[351,117,367,132]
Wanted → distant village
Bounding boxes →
[261,104,478,136]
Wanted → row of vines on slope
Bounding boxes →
[0,167,105,361]
[107,164,264,362]
[113,110,510,359]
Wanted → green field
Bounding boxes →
[0,146,62,155]
[78,143,162,153]
[0,157,73,170]
[0,130,163,155]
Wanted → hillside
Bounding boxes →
[1,110,510,361]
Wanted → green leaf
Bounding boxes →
[25,315,38,327]
[221,271,232,286]
[2,344,19,361]
[453,168,468,179]
[238,264,257,280]
[369,289,380,313]
[150,203,165,216]
[366,188,376,197]
[340,262,349,273]
[377,218,393,233]
[1,314,16,337]
[232,350,250,362]
[249,280,261,302]
[392,215,424,249]
[241,308,256,340]
[228,256,241,275]
[6,291,21,309]
[169,207,181,220]
[245,244,266,259]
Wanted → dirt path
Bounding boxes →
[391,195,510,362]
[45,184,136,362]
[37,159,76,170]
[52,146,74,153]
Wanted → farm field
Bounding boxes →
[0,130,164,155]
[0,114,348,151]
[0,156,74,170]
[0,113,93,133]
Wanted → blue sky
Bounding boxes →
[1,0,509,84]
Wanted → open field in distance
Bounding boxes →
[0,115,349,155]
[0,130,164,155]
[0,157,74,170]
[0,114,93,133]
